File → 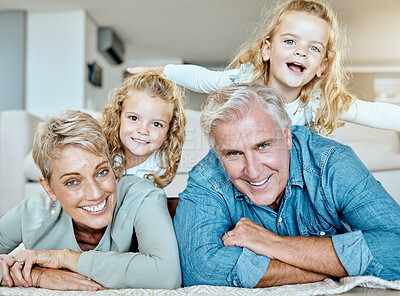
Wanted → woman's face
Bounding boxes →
[40,146,117,232]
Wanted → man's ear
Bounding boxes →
[316,58,328,77]
[261,40,271,62]
[284,126,292,150]
[39,177,57,201]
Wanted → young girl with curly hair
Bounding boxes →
[128,0,400,135]
[101,71,186,188]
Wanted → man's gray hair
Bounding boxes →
[200,83,292,145]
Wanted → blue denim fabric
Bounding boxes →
[174,125,400,287]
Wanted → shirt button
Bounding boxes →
[233,280,238,286]
[278,217,283,223]
[320,231,325,236]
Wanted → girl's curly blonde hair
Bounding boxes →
[101,71,186,188]
[229,0,356,135]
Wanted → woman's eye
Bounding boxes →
[285,39,295,45]
[153,122,163,128]
[66,180,79,186]
[98,169,108,177]
[129,116,138,121]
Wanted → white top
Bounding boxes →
[123,152,165,178]
[164,64,400,131]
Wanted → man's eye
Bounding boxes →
[259,143,269,150]
[227,151,239,157]
[129,116,138,121]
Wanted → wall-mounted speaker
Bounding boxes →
[98,27,125,65]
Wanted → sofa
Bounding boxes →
[0,109,399,216]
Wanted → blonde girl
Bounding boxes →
[102,71,186,188]
[128,0,400,135]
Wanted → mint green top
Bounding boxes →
[0,176,181,289]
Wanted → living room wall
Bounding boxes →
[0,11,25,111]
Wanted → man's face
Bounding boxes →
[212,107,292,211]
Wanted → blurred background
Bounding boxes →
[1,0,400,116]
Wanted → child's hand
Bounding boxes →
[126,66,165,74]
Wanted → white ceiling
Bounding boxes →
[1,0,400,67]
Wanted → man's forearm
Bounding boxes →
[267,235,347,277]
[224,218,348,278]
[255,259,329,287]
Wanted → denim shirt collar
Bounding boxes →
[287,134,305,189]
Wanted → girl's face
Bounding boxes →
[261,11,329,101]
[119,91,172,167]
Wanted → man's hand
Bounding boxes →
[222,217,279,259]
[221,217,347,278]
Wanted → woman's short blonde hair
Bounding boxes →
[102,71,186,188]
[230,0,355,135]
[32,110,117,183]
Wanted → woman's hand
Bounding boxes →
[0,254,29,287]
[36,268,104,291]
[14,249,80,286]
[126,66,165,74]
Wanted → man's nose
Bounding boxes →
[244,153,262,180]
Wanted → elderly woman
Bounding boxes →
[0,110,181,290]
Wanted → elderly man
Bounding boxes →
[174,84,400,288]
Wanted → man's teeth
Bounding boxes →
[250,176,270,186]
[82,199,106,212]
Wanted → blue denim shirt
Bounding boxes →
[174,125,400,288]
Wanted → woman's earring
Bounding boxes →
[50,201,56,216]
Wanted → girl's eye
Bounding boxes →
[153,122,163,128]
[310,46,320,52]
[66,180,79,186]
[129,115,138,121]
[285,39,295,45]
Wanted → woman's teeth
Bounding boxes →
[250,176,270,186]
[82,199,106,212]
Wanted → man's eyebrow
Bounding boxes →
[252,139,273,149]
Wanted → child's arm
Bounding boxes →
[128,64,241,94]
[340,99,400,131]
